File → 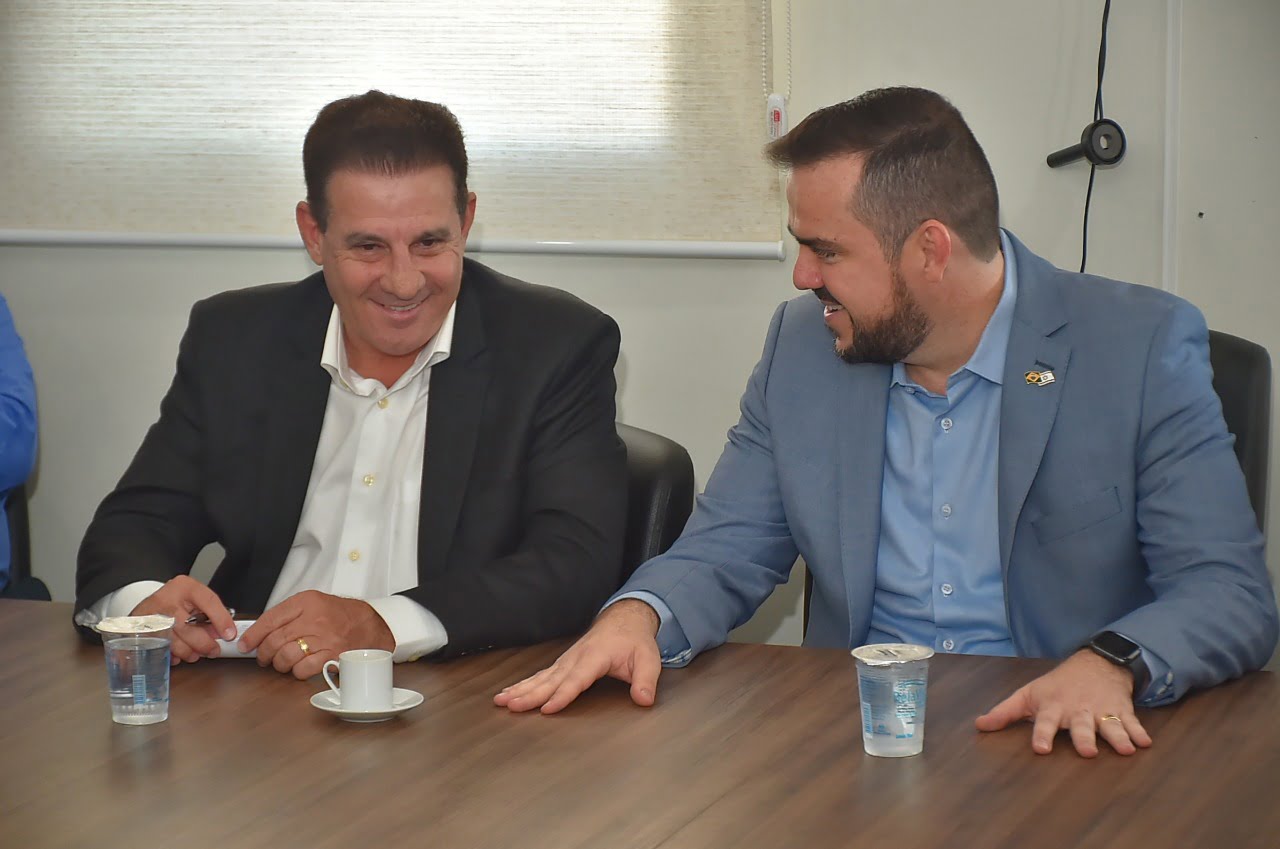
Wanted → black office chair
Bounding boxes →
[1208,330,1271,531]
[616,423,695,581]
[4,483,50,600]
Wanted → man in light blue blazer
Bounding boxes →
[496,87,1278,757]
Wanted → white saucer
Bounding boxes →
[310,688,424,722]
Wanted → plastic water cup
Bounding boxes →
[96,615,174,726]
[851,643,934,758]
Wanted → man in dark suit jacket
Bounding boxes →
[76,91,627,678]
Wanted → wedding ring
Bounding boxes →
[296,638,310,655]
[1099,714,1122,723]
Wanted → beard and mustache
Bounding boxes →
[816,267,931,365]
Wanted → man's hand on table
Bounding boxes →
[495,598,663,714]
[975,649,1152,757]
[238,590,394,680]
[131,575,237,665]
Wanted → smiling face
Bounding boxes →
[296,165,476,384]
[787,155,931,365]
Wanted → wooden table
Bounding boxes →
[3,600,1278,848]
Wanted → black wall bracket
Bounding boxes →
[1046,118,1127,168]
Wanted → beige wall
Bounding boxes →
[1174,0,1280,542]
[3,0,1276,648]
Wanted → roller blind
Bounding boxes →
[0,1,781,246]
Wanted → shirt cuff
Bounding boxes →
[78,581,167,626]
[608,591,693,667]
[1135,644,1176,707]
[364,596,448,663]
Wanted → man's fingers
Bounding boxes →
[1030,707,1063,755]
[142,576,232,638]
[974,689,1029,732]
[167,634,201,664]
[627,643,662,707]
[540,667,608,715]
[498,621,661,715]
[185,582,236,640]
[541,647,640,714]
[1068,710,1100,758]
[501,670,569,713]
[273,641,302,675]
[1123,713,1153,748]
[291,650,332,681]
[269,636,324,677]
[240,603,299,652]
[171,621,221,658]
[502,650,614,714]
[494,670,548,706]
[1096,714,1136,756]
[255,628,300,668]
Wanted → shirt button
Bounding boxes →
[941,583,954,596]
[348,549,361,562]
[377,398,389,409]
[940,503,953,518]
[362,473,375,487]
[941,417,953,432]
[942,638,955,651]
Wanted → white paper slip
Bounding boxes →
[213,620,257,659]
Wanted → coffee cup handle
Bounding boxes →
[322,660,341,698]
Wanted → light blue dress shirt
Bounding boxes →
[865,233,1017,655]
[616,232,1172,702]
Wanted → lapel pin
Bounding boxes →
[1024,370,1056,386]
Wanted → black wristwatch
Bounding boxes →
[1088,631,1151,695]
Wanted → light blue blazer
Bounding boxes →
[623,232,1277,701]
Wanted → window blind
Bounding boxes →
[0,1,782,248]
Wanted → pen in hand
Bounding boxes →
[185,608,236,625]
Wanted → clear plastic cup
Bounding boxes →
[851,643,934,757]
[96,615,174,725]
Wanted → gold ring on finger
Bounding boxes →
[297,638,310,655]
[1099,713,1122,723]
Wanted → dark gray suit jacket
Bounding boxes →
[76,259,628,657]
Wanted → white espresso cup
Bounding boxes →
[322,649,394,711]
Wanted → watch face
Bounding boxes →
[1092,631,1141,664]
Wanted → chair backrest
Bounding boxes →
[1209,330,1271,530]
[6,482,31,584]
[617,423,695,581]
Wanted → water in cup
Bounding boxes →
[851,643,934,758]
[105,636,171,725]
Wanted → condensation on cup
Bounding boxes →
[851,643,935,758]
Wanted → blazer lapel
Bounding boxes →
[997,237,1071,577]
[244,276,332,609]
[835,363,891,643]
[417,275,490,583]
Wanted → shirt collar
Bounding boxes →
[963,229,1018,385]
[320,301,457,394]
[891,228,1018,389]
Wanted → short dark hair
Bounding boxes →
[302,90,469,230]
[765,87,1000,262]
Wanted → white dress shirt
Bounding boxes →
[86,303,456,662]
